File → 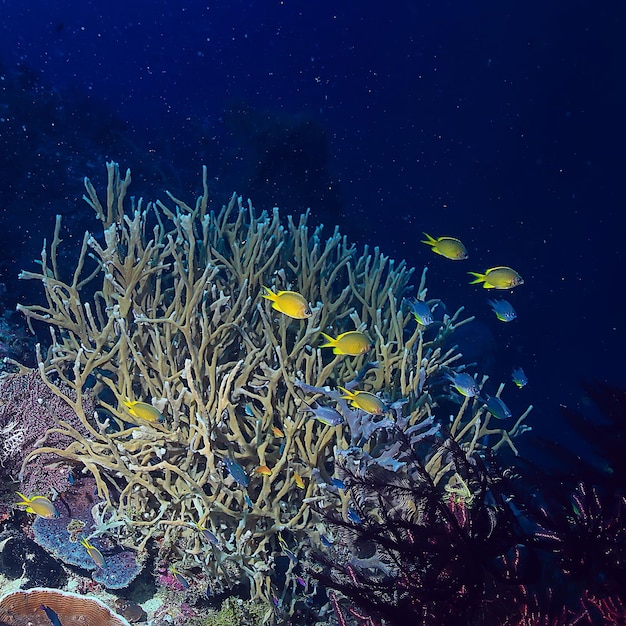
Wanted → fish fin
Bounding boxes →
[421,232,436,246]
[261,285,276,300]
[319,332,335,348]
[467,272,485,284]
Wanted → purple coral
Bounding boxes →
[0,369,94,501]
[32,477,143,589]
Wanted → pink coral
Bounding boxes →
[0,369,94,505]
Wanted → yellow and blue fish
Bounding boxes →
[14,492,59,518]
[80,536,106,568]
[488,298,517,322]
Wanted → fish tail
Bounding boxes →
[261,285,276,300]
[337,386,352,398]
[467,272,485,284]
[421,232,436,246]
[16,491,28,503]
[319,332,335,348]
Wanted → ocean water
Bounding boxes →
[0,0,624,623]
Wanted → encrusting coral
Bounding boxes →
[0,587,131,626]
[14,162,529,612]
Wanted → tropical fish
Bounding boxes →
[512,367,528,388]
[120,399,165,423]
[271,426,285,438]
[404,296,434,326]
[299,399,344,426]
[330,477,346,490]
[255,465,272,476]
[14,493,59,518]
[445,372,480,398]
[40,605,62,626]
[296,575,307,587]
[488,298,517,322]
[194,522,219,546]
[468,266,524,289]
[80,537,106,568]
[481,394,512,420]
[338,387,387,415]
[422,233,468,260]
[262,286,312,319]
[293,472,305,489]
[319,330,371,356]
[171,566,190,589]
[347,507,363,524]
[350,361,380,387]
[223,457,249,487]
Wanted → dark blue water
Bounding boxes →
[0,0,624,451]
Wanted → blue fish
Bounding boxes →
[223,457,249,487]
[40,605,62,626]
[445,372,480,398]
[487,298,517,322]
[347,507,363,524]
[481,394,512,420]
[404,296,434,326]
[300,400,344,426]
[330,477,346,490]
[511,367,528,388]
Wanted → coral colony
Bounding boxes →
[4,162,540,622]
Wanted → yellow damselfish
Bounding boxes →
[319,331,371,356]
[255,465,273,476]
[338,387,387,415]
[422,233,468,260]
[468,266,524,289]
[262,286,312,319]
[120,399,165,423]
[80,536,106,568]
[14,492,59,518]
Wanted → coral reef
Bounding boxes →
[14,162,530,611]
[0,587,131,626]
[32,477,143,589]
[0,369,94,500]
[0,530,64,589]
[307,407,533,626]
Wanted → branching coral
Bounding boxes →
[15,162,529,610]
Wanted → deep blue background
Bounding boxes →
[0,0,624,450]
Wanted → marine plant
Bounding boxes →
[14,162,529,613]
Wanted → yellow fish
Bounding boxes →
[271,426,285,438]
[319,331,371,356]
[14,492,59,518]
[262,286,312,319]
[422,233,468,260]
[255,465,273,476]
[80,537,106,568]
[338,387,387,415]
[120,399,165,423]
[293,472,305,489]
[468,266,524,289]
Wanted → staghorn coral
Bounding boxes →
[15,162,528,609]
